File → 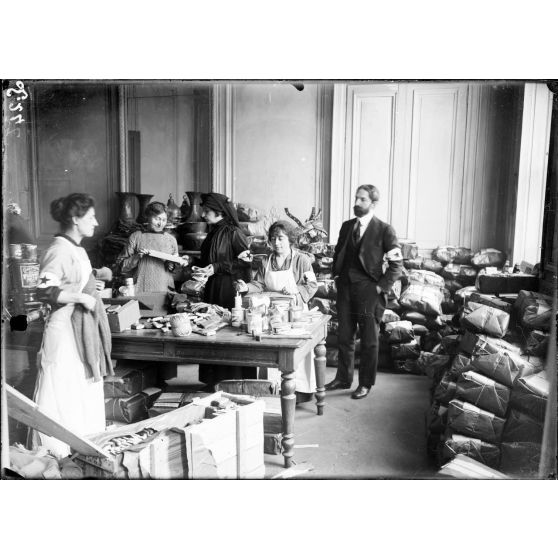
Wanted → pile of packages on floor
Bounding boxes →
[388,242,552,478]
[314,240,553,477]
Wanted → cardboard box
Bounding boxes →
[106,300,141,332]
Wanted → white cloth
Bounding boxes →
[32,239,105,458]
[263,254,316,393]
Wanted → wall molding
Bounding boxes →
[512,83,553,264]
[118,85,129,192]
[212,84,234,199]
[329,84,348,243]
[314,84,333,232]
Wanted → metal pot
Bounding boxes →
[179,221,208,234]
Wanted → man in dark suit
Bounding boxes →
[325,184,403,399]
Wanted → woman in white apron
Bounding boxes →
[31,194,111,458]
[236,220,319,393]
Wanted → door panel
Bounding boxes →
[345,85,400,224]
[406,84,468,249]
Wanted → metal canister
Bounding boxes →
[21,243,38,261]
[9,243,23,259]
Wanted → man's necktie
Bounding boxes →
[354,221,361,243]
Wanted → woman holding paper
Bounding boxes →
[235,220,319,394]
[116,201,189,292]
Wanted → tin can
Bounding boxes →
[12,261,40,290]
[9,244,23,259]
[21,243,38,261]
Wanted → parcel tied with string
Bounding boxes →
[442,433,501,469]
[446,399,506,445]
[509,371,549,422]
[471,351,538,389]
[455,370,510,417]
[461,302,510,338]
[514,290,553,331]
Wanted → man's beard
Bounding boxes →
[353,205,369,218]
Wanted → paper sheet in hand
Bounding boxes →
[147,250,186,265]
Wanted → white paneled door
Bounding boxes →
[335,82,468,250]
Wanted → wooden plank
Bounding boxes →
[5,385,110,458]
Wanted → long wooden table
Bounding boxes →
[111,314,330,468]
[4,315,330,469]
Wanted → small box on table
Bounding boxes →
[106,300,141,332]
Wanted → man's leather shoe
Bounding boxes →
[351,386,370,399]
[324,379,351,391]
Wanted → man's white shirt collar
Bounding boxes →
[357,211,374,230]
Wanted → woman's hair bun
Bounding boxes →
[50,197,67,223]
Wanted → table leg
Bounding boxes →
[280,368,296,468]
[314,340,326,416]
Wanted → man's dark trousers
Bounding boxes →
[336,278,385,388]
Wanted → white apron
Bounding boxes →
[263,254,316,393]
[32,243,105,458]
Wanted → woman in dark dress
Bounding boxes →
[196,192,256,387]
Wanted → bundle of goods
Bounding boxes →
[436,454,509,479]
[432,246,473,266]
[399,270,444,317]
[524,330,550,357]
[104,361,162,424]
[400,239,419,261]
[442,433,501,469]
[471,248,507,268]
[499,370,549,476]
[460,301,510,338]
[442,264,478,287]
[514,290,553,331]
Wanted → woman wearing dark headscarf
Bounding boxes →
[196,192,255,387]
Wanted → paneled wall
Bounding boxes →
[331,82,525,256]
[25,83,119,251]
[126,84,197,206]
[213,83,333,229]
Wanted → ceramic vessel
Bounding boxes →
[183,191,205,222]
[166,194,181,225]
[135,194,154,224]
[116,192,137,223]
